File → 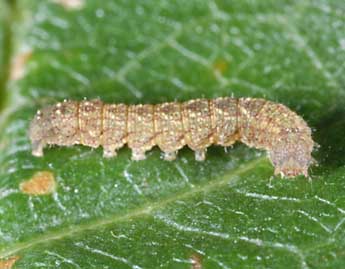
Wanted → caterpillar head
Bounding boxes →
[269,137,315,178]
[29,101,79,156]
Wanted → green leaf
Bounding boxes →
[0,0,17,110]
[1,0,345,268]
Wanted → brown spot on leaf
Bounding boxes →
[54,0,84,10]
[20,171,56,195]
[190,253,202,269]
[10,50,32,81]
[0,256,19,269]
[213,59,228,75]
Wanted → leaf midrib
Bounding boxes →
[0,156,269,258]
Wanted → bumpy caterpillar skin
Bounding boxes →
[29,98,315,178]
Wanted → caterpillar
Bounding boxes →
[29,97,315,178]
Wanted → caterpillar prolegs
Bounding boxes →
[29,97,315,178]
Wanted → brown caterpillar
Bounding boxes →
[29,98,315,178]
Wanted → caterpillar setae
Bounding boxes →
[29,97,315,178]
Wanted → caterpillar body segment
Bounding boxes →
[79,100,103,148]
[29,97,315,178]
[127,104,155,161]
[154,102,185,161]
[102,103,127,158]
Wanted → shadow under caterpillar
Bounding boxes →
[29,97,315,178]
